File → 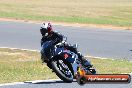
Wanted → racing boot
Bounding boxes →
[81,57,92,68]
[81,57,96,74]
[77,52,92,68]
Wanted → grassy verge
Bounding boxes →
[0,48,132,83]
[0,0,132,28]
[89,58,132,74]
[0,48,58,83]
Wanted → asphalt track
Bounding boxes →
[0,21,132,88]
[0,79,132,88]
[0,21,132,60]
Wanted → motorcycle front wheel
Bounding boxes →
[51,59,73,83]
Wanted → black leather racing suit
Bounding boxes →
[40,31,63,62]
[41,31,63,46]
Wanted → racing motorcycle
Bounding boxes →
[41,38,96,83]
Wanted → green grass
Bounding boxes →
[0,48,132,83]
[0,61,58,83]
[0,48,58,83]
[89,58,132,74]
[0,0,132,27]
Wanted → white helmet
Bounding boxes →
[40,22,53,36]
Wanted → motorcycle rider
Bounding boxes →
[40,22,63,63]
[40,22,91,67]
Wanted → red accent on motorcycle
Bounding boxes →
[64,53,69,59]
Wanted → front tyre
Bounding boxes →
[51,59,73,83]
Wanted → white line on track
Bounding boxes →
[85,55,132,62]
[0,82,25,87]
[24,79,61,84]
[0,47,40,52]
[0,79,61,87]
